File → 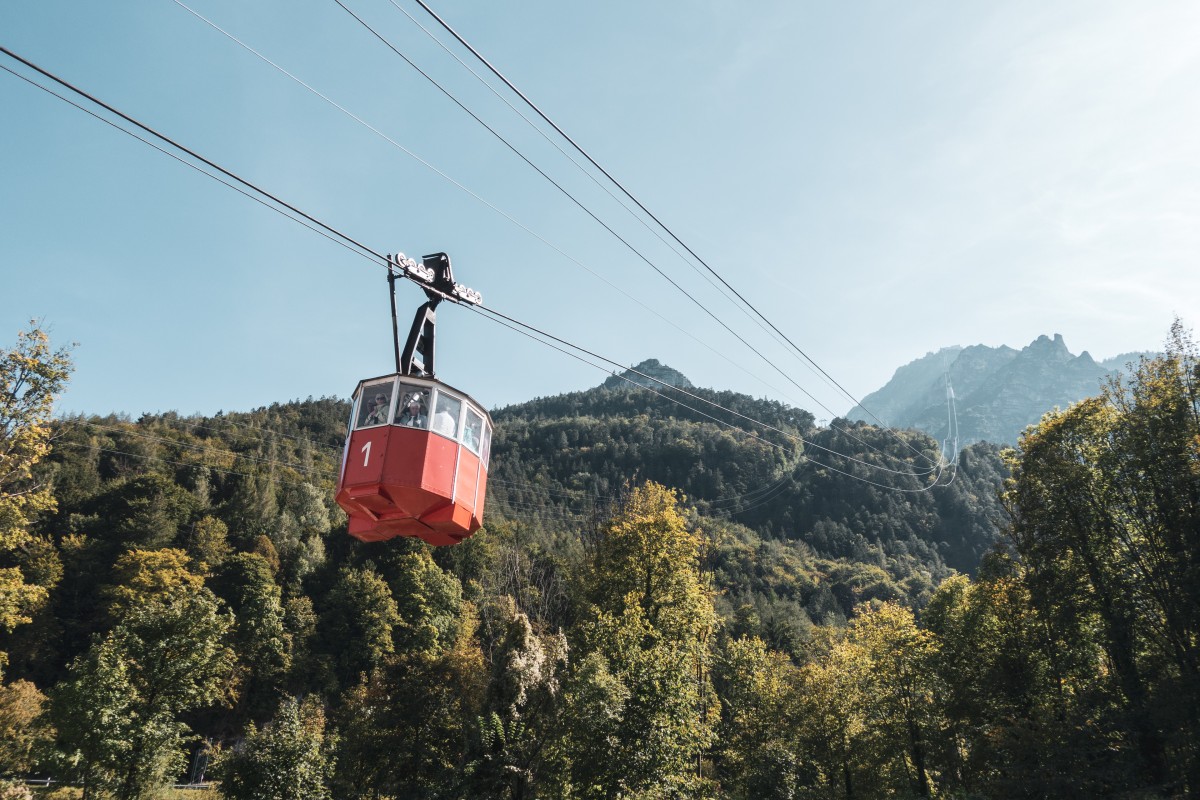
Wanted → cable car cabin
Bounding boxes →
[336,373,492,546]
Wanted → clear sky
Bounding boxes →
[3,0,1198,421]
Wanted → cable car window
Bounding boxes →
[432,391,462,439]
[356,381,395,429]
[463,408,484,453]
[480,423,492,467]
[396,385,430,429]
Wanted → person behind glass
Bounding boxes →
[398,395,427,427]
[364,393,390,426]
[433,405,457,438]
[462,423,479,451]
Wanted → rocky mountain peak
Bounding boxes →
[1023,333,1071,360]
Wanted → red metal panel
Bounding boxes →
[422,435,458,495]
[381,427,431,490]
[455,450,480,516]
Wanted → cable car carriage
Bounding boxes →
[336,252,492,546]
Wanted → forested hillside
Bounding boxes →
[3,322,1199,798]
[489,373,1008,575]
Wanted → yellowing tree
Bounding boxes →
[104,548,204,617]
[797,604,941,799]
[847,603,939,797]
[0,322,71,646]
[582,482,713,644]
[52,583,236,799]
[797,627,870,799]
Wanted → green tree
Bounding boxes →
[87,473,199,552]
[212,553,292,721]
[270,481,330,587]
[465,596,567,799]
[281,595,318,694]
[553,483,716,798]
[711,636,805,800]
[923,563,1111,798]
[332,605,486,799]
[1002,324,1200,794]
[380,544,465,657]
[1006,399,1168,788]
[317,564,399,689]
[52,587,235,799]
[182,515,232,572]
[220,696,335,800]
[0,323,72,646]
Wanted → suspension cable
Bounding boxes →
[405,0,931,458]
[2,45,951,489]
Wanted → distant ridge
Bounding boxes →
[603,358,694,390]
[849,335,1157,446]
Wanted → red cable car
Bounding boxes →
[335,252,492,546]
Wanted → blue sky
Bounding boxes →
[3,0,1198,421]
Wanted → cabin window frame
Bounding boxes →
[355,378,397,429]
[395,382,432,430]
[430,387,464,442]
[462,407,485,454]
[479,421,492,468]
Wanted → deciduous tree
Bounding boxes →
[52,586,235,799]
[0,323,72,647]
[1003,323,1200,793]
[712,635,805,800]
[220,696,335,800]
[0,677,53,776]
[554,483,717,798]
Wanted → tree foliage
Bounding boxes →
[0,323,71,644]
[0,322,72,549]
[5,323,1200,798]
[220,696,335,800]
[0,678,53,777]
[51,586,235,799]
[552,483,717,798]
[1002,322,1200,794]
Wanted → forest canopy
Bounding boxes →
[1,321,1198,798]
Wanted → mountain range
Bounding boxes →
[847,334,1154,447]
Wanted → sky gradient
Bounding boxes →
[3,0,1198,421]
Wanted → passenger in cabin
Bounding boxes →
[433,406,457,438]
[462,423,479,450]
[399,394,428,428]
[364,393,390,426]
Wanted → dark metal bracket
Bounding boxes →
[387,251,481,378]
